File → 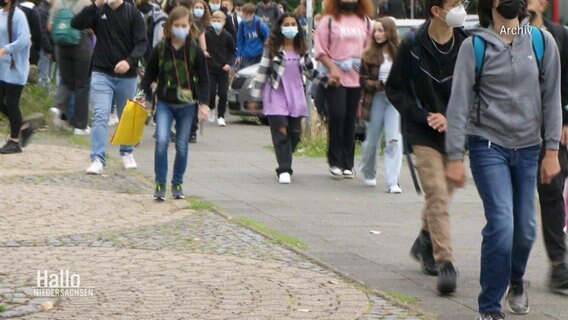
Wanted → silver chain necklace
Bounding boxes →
[429,33,455,55]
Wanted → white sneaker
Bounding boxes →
[108,112,119,126]
[49,107,65,130]
[364,178,377,187]
[73,127,91,136]
[388,185,402,194]
[564,225,567,234]
[86,158,104,175]
[208,110,216,122]
[343,169,355,179]
[278,172,291,184]
[121,153,137,169]
[217,117,226,127]
[329,166,342,178]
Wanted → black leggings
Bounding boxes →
[0,81,24,139]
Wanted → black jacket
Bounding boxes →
[205,27,236,73]
[220,7,236,41]
[544,18,568,124]
[71,2,147,78]
[19,1,42,65]
[385,21,468,153]
[37,0,53,54]
[141,39,210,105]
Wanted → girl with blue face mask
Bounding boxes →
[248,13,328,184]
[140,7,211,201]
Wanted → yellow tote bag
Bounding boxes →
[111,99,149,145]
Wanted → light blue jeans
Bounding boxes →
[37,49,52,89]
[360,92,402,188]
[89,72,137,164]
[154,101,195,185]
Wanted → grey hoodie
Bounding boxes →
[446,19,562,161]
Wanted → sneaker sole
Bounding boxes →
[173,196,185,200]
[154,197,166,202]
[506,303,529,315]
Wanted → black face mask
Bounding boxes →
[340,1,357,12]
[496,0,524,20]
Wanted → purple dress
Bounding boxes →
[262,51,308,117]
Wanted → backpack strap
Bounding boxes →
[472,35,486,126]
[529,25,545,84]
[255,19,265,42]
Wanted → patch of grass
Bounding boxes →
[232,216,308,250]
[0,304,6,312]
[66,133,90,147]
[20,84,53,117]
[383,290,419,305]
[186,197,215,212]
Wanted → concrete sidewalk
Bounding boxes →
[0,134,420,319]
[134,116,568,320]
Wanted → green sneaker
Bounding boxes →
[153,183,166,201]
[172,183,185,199]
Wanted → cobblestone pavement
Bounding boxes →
[0,141,427,319]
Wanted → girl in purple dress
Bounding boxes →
[249,13,327,184]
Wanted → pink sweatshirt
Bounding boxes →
[314,14,371,88]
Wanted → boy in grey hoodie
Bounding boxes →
[445,0,561,319]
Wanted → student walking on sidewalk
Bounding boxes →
[0,0,33,154]
[205,10,236,126]
[446,0,562,318]
[249,13,327,184]
[71,0,147,175]
[358,17,402,192]
[527,0,568,295]
[141,7,209,201]
[314,0,373,179]
[385,0,468,295]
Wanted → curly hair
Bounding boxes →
[324,0,373,20]
[362,17,399,66]
[265,13,308,58]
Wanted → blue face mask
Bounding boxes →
[211,22,223,31]
[172,27,190,40]
[281,26,298,39]
[193,8,204,18]
[210,4,220,11]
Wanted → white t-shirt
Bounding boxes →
[379,53,392,82]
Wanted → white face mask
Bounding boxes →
[444,4,466,28]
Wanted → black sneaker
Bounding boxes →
[20,124,34,148]
[189,134,197,143]
[410,230,438,276]
[171,183,185,199]
[506,280,529,314]
[437,261,457,295]
[475,312,505,320]
[549,263,568,295]
[0,140,22,154]
[153,182,166,201]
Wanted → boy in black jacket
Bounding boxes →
[528,0,568,294]
[385,0,468,296]
[205,10,236,126]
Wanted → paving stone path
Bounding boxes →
[0,142,427,319]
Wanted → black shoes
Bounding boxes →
[20,125,34,147]
[410,230,438,276]
[0,140,22,154]
[189,134,197,143]
[549,262,568,294]
[437,261,457,295]
[506,280,529,315]
[475,312,505,320]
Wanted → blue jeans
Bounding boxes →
[360,92,402,187]
[154,101,195,184]
[38,49,52,89]
[90,72,137,164]
[468,135,540,313]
